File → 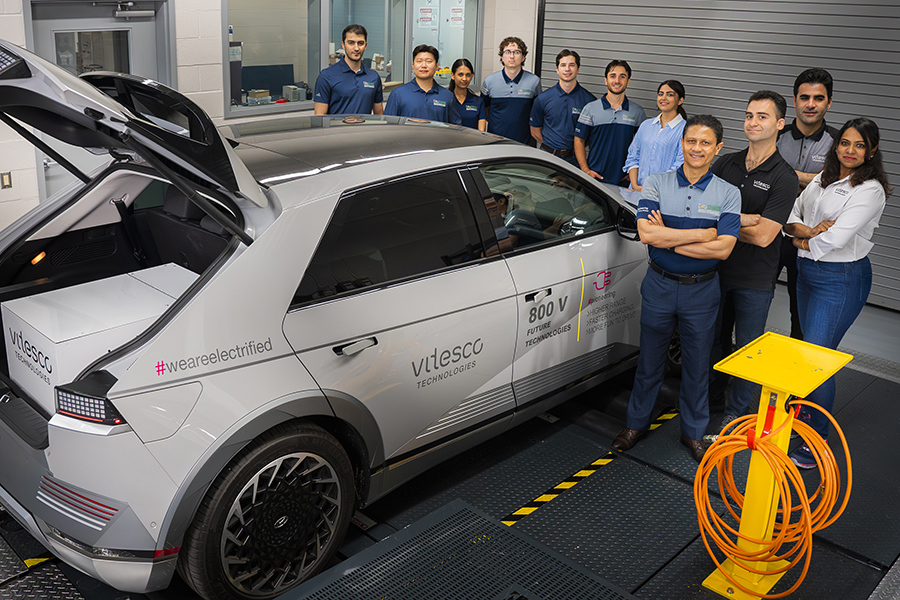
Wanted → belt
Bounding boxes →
[649,260,717,284]
[540,143,574,158]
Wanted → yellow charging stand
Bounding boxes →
[702,332,852,599]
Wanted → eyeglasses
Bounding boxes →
[503,50,522,56]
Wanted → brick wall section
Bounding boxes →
[0,0,38,228]
[175,0,225,120]
[480,0,539,88]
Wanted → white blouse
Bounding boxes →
[787,173,886,262]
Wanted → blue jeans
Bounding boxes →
[797,256,872,439]
[710,280,775,416]
[627,267,719,441]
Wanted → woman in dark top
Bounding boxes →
[449,58,487,131]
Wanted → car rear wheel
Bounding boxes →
[178,421,355,600]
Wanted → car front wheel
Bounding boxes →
[178,421,355,600]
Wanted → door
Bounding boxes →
[283,168,518,469]
[33,15,160,200]
[411,0,479,87]
[471,160,646,408]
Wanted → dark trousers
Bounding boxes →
[778,235,803,339]
[627,267,719,441]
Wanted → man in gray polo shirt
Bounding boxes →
[776,68,837,339]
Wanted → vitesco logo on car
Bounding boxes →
[156,338,274,376]
[8,328,52,385]
[413,338,482,389]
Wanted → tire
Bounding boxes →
[178,421,355,600]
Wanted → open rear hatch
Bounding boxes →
[0,39,265,238]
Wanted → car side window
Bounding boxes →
[293,170,483,305]
[478,162,614,250]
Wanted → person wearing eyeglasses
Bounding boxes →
[481,36,542,145]
[384,44,461,124]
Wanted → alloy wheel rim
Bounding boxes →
[220,452,342,596]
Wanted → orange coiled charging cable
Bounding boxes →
[693,399,852,598]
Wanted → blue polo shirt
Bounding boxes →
[481,69,541,144]
[384,80,462,124]
[454,90,487,130]
[637,167,741,275]
[529,82,596,151]
[314,59,384,114]
[575,95,646,184]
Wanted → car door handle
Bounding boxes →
[333,337,377,356]
[525,289,551,303]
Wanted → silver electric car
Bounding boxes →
[0,40,646,600]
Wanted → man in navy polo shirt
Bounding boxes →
[612,114,740,463]
[384,45,461,124]
[529,49,595,166]
[314,24,384,115]
[574,60,646,185]
[481,36,541,144]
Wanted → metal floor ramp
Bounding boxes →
[287,499,636,600]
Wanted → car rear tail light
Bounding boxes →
[54,371,124,426]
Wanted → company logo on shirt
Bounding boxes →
[834,187,849,196]
[518,88,534,95]
[433,99,447,107]
[753,180,771,191]
[572,107,582,114]
[812,154,827,163]
[697,204,721,216]
[621,115,636,123]
[465,104,478,111]
[363,81,375,89]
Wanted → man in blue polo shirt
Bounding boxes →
[574,60,646,185]
[481,36,541,144]
[314,24,384,115]
[384,44,461,124]
[611,114,741,463]
[529,49,595,166]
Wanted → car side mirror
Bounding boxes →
[616,206,640,241]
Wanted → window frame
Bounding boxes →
[222,0,326,119]
[288,165,497,311]
[467,158,620,257]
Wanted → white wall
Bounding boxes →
[480,0,538,86]
[0,0,38,228]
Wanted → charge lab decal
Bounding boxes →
[583,270,636,336]
[413,338,481,389]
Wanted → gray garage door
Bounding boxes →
[537,0,900,311]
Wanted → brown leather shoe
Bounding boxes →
[612,428,648,451]
[681,435,706,463]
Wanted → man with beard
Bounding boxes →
[314,24,384,115]
[775,68,837,340]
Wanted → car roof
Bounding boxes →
[219,115,514,186]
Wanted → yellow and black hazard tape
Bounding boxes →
[499,407,679,527]
[500,451,618,526]
[649,406,679,431]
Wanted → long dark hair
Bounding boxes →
[820,118,892,195]
[449,58,474,92]
[658,80,687,120]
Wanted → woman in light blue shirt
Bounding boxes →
[624,80,687,191]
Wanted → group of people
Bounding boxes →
[612,69,891,469]
[314,25,890,470]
